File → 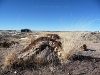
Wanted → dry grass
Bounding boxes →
[8,37,19,42]
[2,51,18,69]
[57,32,85,63]
[2,32,87,68]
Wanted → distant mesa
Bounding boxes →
[21,29,32,32]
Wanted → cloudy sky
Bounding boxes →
[0,0,100,31]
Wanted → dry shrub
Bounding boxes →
[2,32,86,69]
[58,32,82,64]
[2,51,18,69]
[59,42,77,64]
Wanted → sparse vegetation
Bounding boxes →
[0,31,100,75]
[2,52,18,69]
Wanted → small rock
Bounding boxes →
[14,71,17,74]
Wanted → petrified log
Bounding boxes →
[18,37,63,65]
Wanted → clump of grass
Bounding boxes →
[58,32,81,64]
[2,51,18,69]
[58,44,77,64]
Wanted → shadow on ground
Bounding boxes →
[0,55,100,75]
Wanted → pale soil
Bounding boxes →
[0,31,100,75]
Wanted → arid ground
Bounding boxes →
[0,30,100,75]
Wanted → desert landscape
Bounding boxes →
[0,30,100,75]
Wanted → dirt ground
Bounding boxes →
[0,55,100,75]
[0,31,100,75]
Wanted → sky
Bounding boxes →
[0,0,100,31]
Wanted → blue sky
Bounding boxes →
[0,0,100,31]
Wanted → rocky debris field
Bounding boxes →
[0,31,100,75]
